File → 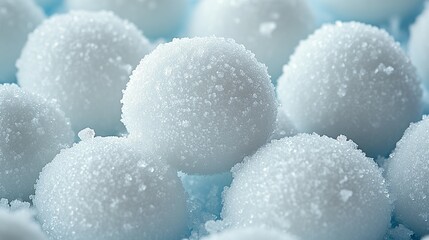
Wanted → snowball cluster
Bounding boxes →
[122,37,277,174]
[277,22,422,158]
[34,137,188,240]
[0,84,73,200]
[17,11,151,136]
[222,134,391,240]
[189,0,315,82]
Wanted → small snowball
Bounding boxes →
[66,0,190,40]
[277,22,422,158]
[122,37,277,174]
[386,116,429,237]
[17,11,152,136]
[0,0,44,83]
[201,227,297,240]
[409,4,429,88]
[34,137,188,240]
[78,128,95,141]
[0,84,74,200]
[222,134,391,240]
[189,0,315,82]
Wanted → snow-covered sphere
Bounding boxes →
[0,0,44,83]
[189,0,315,82]
[409,4,429,88]
[0,84,73,200]
[277,22,422,158]
[386,116,429,237]
[310,0,424,23]
[202,227,297,240]
[0,199,46,240]
[34,137,188,240]
[17,11,151,136]
[122,37,277,174]
[222,134,391,240]
[66,0,190,40]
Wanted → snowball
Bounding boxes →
[188,0,315,82]
[409,4,429,88]
[0,0,44,83]
[201,227,297,240]
[0,199,46,240]
[386,116,429,237]
[222,134,391,240]
[17,11,151,136]
[66,0,190,40]
[122,37,277,174]
[34,137,188,240]
[277,22,422,158]
[309,0,424,23]
[0,84,73,200]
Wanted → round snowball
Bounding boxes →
[0,84,74,200]
[409,4,429,88]
[202,227,297,240]
[386,116,429,237]
[34,137,188,240]
[0,0,44,83]
[222,134,391,240]
[66,0,190,40]
[17,11,151,136]
[277,22,422,158]
[122,37,277,174]
[189,0,315,82]
[310,0,424,23]
[0,205,46,240]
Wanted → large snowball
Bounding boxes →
[66,0,190,40]
[17,11,151,136]
[386,116,429,237]
[277,22,422,158]
[202,227,297,240]
[122,37,277,174]
[310,0,424,23]
[34,137,188,240]
[0,84,73,200]
[188,0,315,82]
[0,0,44,83]
[222,134,391,240]
[409,4,429,88]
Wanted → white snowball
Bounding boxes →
[409,4,429,88]
[277,22,422,158]
[386,116,429,237]
[201,227,297,240]
[17,11,151,136]
[188,0,315,82]
[0,0,44,83]
[0,199,46,240]
[66,0,190,40]
[34,137,188,240]
[310,0,424,23]
[0,84,74,200]
[122,37,277,174]
[222,134,391,240]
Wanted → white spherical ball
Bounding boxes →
[34,137,188,240]
[409,4,429,88]
[66,0,190,40]
[310,0,424,23]
[222,134,391,240]
[122,37,277,174]
[0,204,46,240]
[189,0,315,82]
[0,84,74,200]
[277,22,422,158]
[0,0,44,83]
[202,227,297,240]
[17,11,151,136]
[386,116,429,237]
